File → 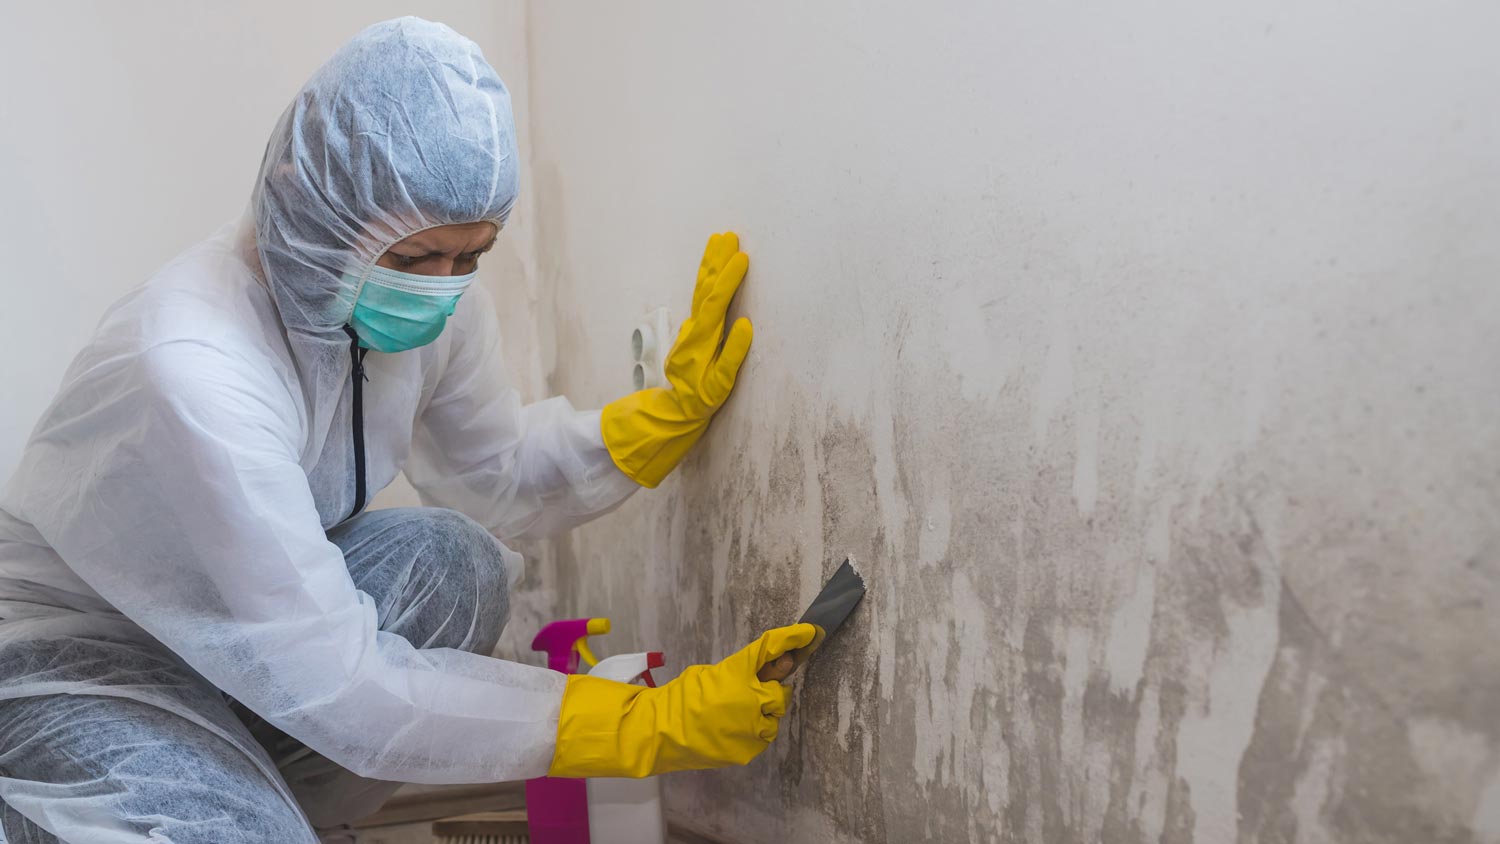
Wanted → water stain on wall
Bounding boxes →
[542,334,1496,843]
[523,136,1499,844]
[516,4,1500,840]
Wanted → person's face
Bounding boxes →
[376,221,498,276]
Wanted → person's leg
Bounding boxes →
[0,686,315,844]
[235,507,512,830]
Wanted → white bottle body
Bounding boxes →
[585,653,666,844]
[586,776,665,844]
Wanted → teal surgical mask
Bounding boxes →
[345,264,476,353]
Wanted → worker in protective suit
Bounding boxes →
[0,17,813,844]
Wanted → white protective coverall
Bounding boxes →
[0,16,636,842]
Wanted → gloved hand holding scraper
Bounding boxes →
[757,558,867,683]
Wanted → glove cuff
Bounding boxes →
[601,390,710,488]
[548,674,656,778]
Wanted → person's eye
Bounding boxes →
[395,254,419,267]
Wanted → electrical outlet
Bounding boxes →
[631,307,673,390]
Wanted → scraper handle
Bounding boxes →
[756,653,796,683]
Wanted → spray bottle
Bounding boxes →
[585,653,667,844]
[528,617,612,844]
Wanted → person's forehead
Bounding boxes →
[396,222,497,252]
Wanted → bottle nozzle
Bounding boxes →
[531,617,613,674]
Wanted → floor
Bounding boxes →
[348,782,733,844]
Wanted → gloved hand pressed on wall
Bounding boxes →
[601,232,752,488]
[547,623,816,778]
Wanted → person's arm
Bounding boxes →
[406,284,639,541]
[410,232,753,533]
[12,340,565,783]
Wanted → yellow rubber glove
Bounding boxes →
[547,623,816,779]
[602,232,753,488]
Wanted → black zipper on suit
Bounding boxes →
[342,325,370,523]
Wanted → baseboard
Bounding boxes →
[667,815,740,844]
[352,782,526,828]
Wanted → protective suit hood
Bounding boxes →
[253,16,518,339]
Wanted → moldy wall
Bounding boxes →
[512,3,1500,842]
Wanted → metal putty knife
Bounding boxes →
[757,558,867,683]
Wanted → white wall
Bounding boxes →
[0,1,540,481]
[521,2,1500,842]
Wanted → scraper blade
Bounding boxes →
[757,558,866,682]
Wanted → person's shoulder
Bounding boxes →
[92,235,291,372]
[123,331,306,453]
[74,238,302,418]
[142,242,281,344]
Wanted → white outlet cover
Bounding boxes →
[632,307,672,390]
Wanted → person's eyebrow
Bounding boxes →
[392,236,496,258]
[388,243,434,256]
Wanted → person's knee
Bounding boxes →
[168,788,315,843]
[0,696,319,844]
[224,797,320,844]
[1,784,316,844]
[398,508,511,654]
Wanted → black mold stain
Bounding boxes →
[533,290,1495,842]
[1235,580,1480,844]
